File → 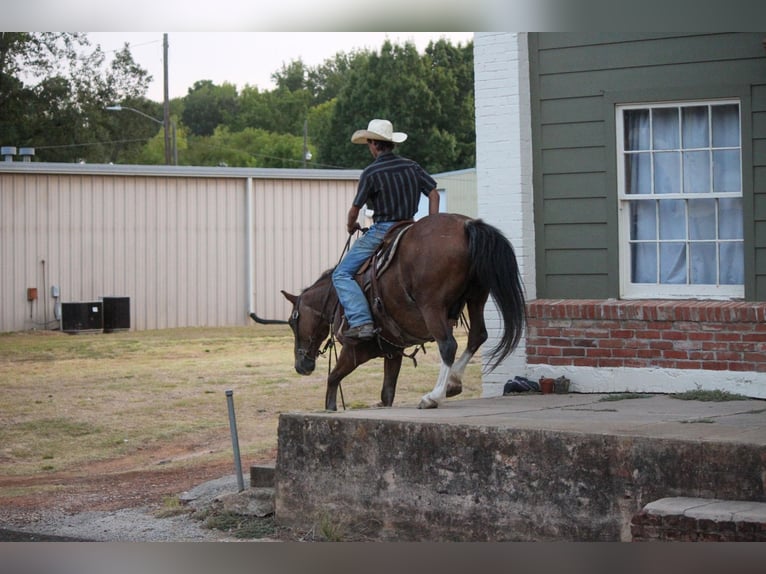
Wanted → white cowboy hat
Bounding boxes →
[351,119,408,144]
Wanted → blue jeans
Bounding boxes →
[332,221,395,328]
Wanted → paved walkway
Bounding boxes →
[328,393,766,445]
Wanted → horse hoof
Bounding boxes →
[418,397,439,409]
[446,383,463,398]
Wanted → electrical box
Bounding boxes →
[61,302,103,333]
[102,297,130,332]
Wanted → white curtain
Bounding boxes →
[626,104,743,286]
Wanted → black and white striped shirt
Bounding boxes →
[353,152,437,222]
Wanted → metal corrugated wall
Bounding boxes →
[0,165,358,332]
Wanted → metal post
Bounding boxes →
[163,33,171,166]
[225,389,245,492]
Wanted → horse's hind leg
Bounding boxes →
[418,311,458,409]
[446,296,489,398]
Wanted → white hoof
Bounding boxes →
[418,396,439,409]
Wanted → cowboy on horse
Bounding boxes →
[332,119,441,341]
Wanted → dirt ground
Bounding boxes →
[0,443,272,541]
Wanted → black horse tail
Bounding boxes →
[465,218,527,371]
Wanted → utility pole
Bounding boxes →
[163,33,172,165]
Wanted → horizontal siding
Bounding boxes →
[536,33,705,50]
[531,32,766,301]
[544,275,611,299]
[538,34,760,75]
[544,223,608,250]
[541,147,605,174]
[540,96,604,124]
[539,60,766,100]
[754,83,766,299]
[543,198,608,225]
[540,121,604,149]
[542,173,607,199]
[545,249,608,274]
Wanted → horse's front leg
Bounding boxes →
[379,353,403,407]
[325,343,378,411]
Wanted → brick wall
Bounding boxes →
[527,299,766,373]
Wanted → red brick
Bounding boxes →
[635,330,662,339]
[562,348,585,357]
[701,361,729,371]
[661,331,687,341]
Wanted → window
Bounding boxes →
[617,100,744,299]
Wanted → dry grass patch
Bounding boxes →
[0,325,482,480]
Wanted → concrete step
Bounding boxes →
[632,497,766,541]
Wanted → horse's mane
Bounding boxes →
[302,267,336,294]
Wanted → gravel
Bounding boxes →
[1,474,255,542]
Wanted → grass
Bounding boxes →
[598,393,652,402]
[0,325,482,479]
[671,389,750,402]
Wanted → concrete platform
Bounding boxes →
[274,393,766,541]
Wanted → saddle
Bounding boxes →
[338,221,421,349]
[356,220,414,290]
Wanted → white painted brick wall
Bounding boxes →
[474,32,535,396]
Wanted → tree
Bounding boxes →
[181,126,309,168]
[0,33,151,163]
[181,80,239,137]
[318,39,474,173]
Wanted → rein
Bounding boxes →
[293,229,360,410]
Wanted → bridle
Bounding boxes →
[289,294,334,363]
[289,288,345,410]
[288,230,360,410]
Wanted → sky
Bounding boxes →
[86,32,475,103]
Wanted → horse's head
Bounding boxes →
[281,288,331,376]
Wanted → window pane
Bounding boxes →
[718,197,743,240]
[630,201,656,240]
[624,109,650,150]
[720,242,744,284]
[713,150,741,193]
[625,154,651,194]
[652,108,679,150]
[712,104,740,147]
[690,242,717,284]
[631,243,657,283]
[659,199,686,240]
[682,151,710,193]
[654,152,680,194]
[688,199,716,240]
[682,106,709,149]
[660,242,687,284]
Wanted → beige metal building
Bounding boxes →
[0,163,360,332]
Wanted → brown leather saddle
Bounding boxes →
[356,220,414,290]
[339,220,421,348]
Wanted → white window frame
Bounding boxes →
[616,99,744,300]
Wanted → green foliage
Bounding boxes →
[182,126,309,168]
[2,34,474,170]
[0,33,151,163]
[182,80,239,136]
[320,39,474,172]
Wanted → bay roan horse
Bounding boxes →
[281,213,526,411]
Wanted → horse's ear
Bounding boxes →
[281,290,298,305]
